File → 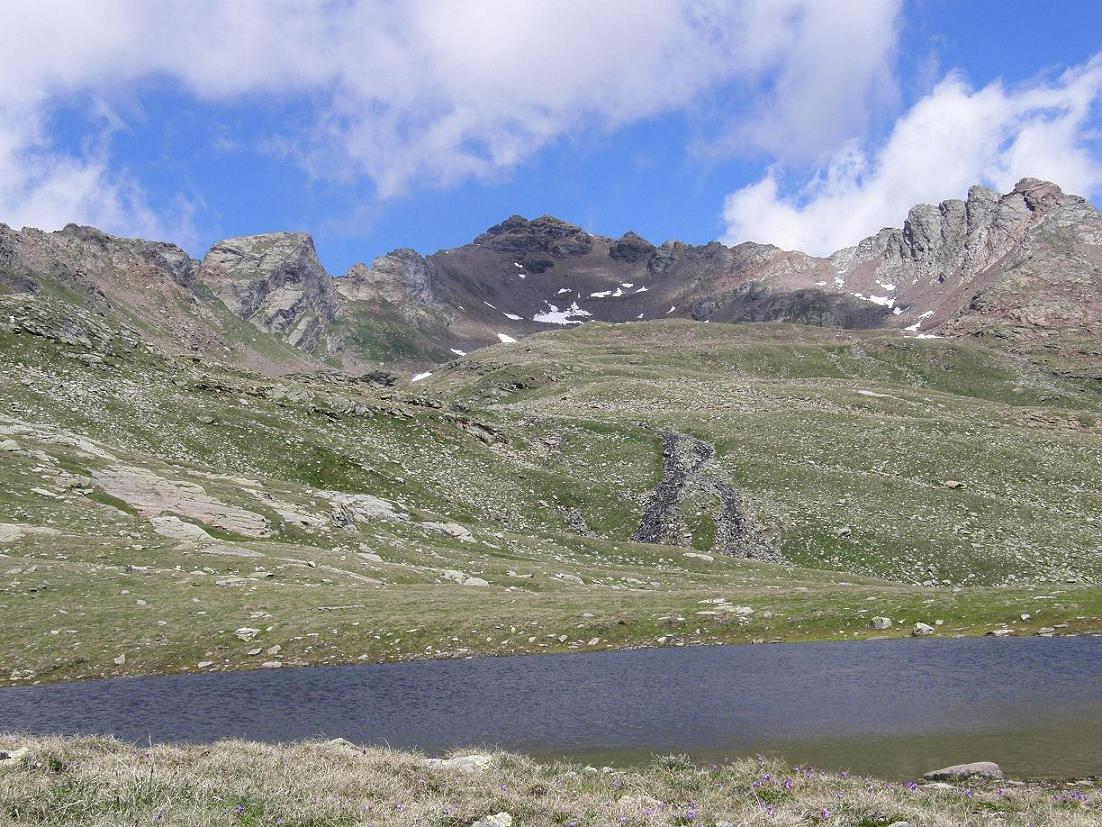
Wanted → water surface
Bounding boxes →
[2,637,1100,778]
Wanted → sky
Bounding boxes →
[1,0,1100,273]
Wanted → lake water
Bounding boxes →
[2,637,1100,779]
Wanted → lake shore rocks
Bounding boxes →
[922,761,1004,781]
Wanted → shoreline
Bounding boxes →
[5,616,1100,689]
[1,735,1098,826]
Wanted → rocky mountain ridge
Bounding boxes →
[1,178,1099,376]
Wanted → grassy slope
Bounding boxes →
[0,320,1100,686]
[1,735,1099,826]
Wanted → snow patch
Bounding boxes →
[411,372,432,383]
[666,306,676,314]
[449,348,467,356]
[533,301,591,325]
[620,283,633,288]
[815,281,827,286]
[503,312,523,320]
[634,286,649,293]
[854,293,895,308]
[496,333,517,343]
[513,262,523,268]
[556,288,572,294]
[590,290,613,298]
[482,300,497,309]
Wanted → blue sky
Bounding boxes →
[2,1,1100,273]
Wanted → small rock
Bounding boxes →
[472,814,512,827]
[912,622,935,636]
[943,480,965,489]
[260,661,283,669]
[986,629,1014,637]
[0,747,29,769]
[870,616,892,630]
[197,661,214,669]
[423,753,496,773]
[922,761,1004,781]
[235,627,260,642]
[246,648,262,656]
[113,654,126,665]
[682,552,713,561]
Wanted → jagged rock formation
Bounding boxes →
[1,178,1099,374]
[197,233,339,352]
[633,430,778,562]
[826,178,1102,342]
[337,249,437,306]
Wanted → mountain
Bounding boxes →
[1,178,1100,378]
[2,179,1100,686]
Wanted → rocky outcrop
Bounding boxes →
[633,430,778,562]
[827,178,1102,343]
[609,231,656,263]
[474,215,594,268]
[337,248,436,306]
[91,466,271,537]
[197,233,339,351]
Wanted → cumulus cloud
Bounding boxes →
[0,0,901,235]
[721,56,1102,255]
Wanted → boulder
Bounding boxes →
[418,521,474,542]
[0,747,29,769]
[922,761,1004,782]
[472,815,513,827]
[870,616,892,630]
[423,753,496,773]
[912,622,935,636]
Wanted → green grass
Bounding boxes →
[1,318,1100,686]
[0,735,1098,826]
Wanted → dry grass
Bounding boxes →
[0,735,1098,826]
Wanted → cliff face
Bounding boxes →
[827,178,1102,341]
[196,233,340,352]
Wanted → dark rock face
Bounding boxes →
[475,215,593,262]
[609,231,656,263]
[695,287,894,328]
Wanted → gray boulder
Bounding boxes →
[922,761,1004,782]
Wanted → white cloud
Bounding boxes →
[0,0,901,235]
[722,55,1102,255]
